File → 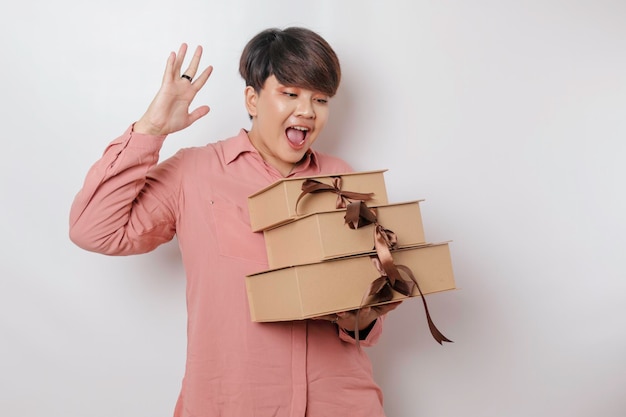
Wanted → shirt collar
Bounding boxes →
[224,129,258,164]
[224,129,319,173]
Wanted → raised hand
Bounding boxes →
[134,43,213,136]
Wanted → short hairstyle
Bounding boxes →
[239,27,341,97]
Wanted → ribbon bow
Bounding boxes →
[295,177,375,214]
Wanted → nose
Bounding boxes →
[295,97,315,119]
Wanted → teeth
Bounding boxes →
[293,126,309,131]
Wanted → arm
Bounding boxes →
[69,44,213,255]
[69,128,184,255]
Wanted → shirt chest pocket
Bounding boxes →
[210,200,268,265]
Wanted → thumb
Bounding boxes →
[188,105,211,125]
[356,307,371,317]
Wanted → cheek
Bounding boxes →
[258,106,285,131]
[315,109,330,128]
[271,99,292,116]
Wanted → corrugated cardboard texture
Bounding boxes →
[247,170,388,232]
[263,201,426,269]
[246,243,455,322]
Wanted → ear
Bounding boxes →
[244,86,259,117]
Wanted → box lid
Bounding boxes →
[247,169,388,198]
[261,199,426,232]
[246,241,452,277]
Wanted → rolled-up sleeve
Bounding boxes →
[69,125,178,255]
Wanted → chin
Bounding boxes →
[282,145,308,159]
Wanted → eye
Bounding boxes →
[315,98,329,104]
[282,91,298,98]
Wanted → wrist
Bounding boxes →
[133,119,165,136]
[343,319,377,340]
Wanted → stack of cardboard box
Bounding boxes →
[245,170,455,339]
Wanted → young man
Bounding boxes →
[70,27,399,417]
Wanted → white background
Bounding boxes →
[1,1,625,416]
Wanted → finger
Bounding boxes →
[335,311,350,320]
[188,105,211,125]
[182,45,203,79]
[173,43,189,78]
[358,307,371,317]
[162,51,176,84]
[373,301,403,316]
[190,65,214,90]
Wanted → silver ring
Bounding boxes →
[181,74,192,82]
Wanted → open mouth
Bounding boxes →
[286,126,309,147]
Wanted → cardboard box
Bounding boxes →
[248,170,388,232]
[246,243,455,322]
[263,201,426,269]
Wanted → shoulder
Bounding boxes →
[174,133,241,164]
[170,144,217,165]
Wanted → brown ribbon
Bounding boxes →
[345,201,405,291]
[357,258,453,345]
[346,201,452,347]
[295,177,375,214]
[295,186,452,347]
[344,200,378,229]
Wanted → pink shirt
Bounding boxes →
[69,127,387,417]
